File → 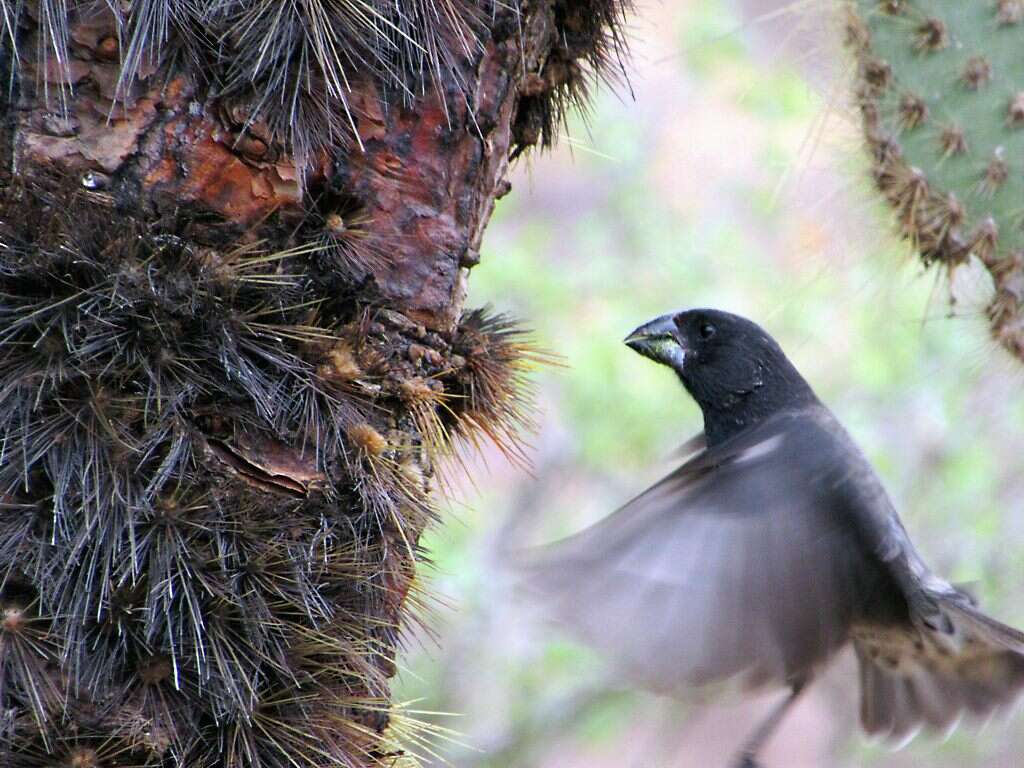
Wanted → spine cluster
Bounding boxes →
[0,176,541,766]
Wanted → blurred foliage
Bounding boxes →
[395,1,1024,766]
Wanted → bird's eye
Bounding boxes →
[698,322,716,340]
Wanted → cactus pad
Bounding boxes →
[847,1,1024,359]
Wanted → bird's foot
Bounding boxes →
[731,753,762,768]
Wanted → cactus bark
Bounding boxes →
[0,1,624,765]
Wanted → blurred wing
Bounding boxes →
[668,432,707,460]
[520,409,885,695]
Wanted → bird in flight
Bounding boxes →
[522,308,1024,767]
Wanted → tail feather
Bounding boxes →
[855,598,1024,742]
[941,599,1024,652]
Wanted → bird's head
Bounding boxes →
[625,308,817,443]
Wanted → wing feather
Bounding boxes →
[519,409,886,695]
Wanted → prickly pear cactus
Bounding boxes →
[846,1,1024,358]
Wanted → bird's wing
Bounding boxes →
[520,407,895,694]
[668,431,707,460]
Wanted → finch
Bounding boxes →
[522,308,1024,767]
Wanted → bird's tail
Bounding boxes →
[854,598,1024,742]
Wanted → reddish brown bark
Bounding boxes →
[3,4,554,330]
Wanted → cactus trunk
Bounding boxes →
[0,1,626,765]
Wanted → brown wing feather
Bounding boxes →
[855,603,1024,743]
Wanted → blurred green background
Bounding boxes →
[394,1,1024,766]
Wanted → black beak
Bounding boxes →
[624,314,687,370]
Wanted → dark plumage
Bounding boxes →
[523,308,1024,768]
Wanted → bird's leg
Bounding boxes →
[729,679,808,768]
